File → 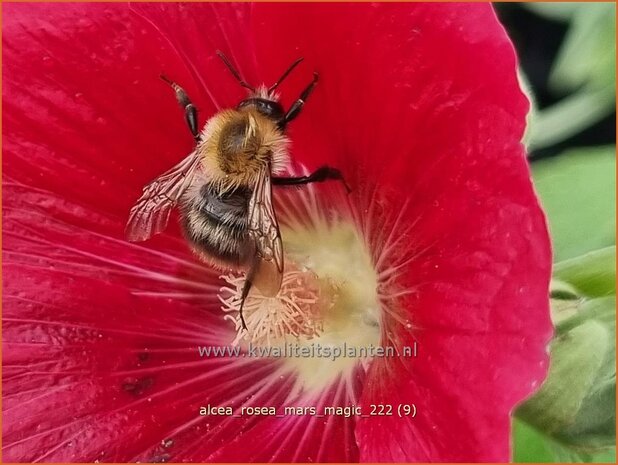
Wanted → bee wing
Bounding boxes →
[248,165,284,296]
[125,151,202,242]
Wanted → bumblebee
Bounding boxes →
[125,51,348,330]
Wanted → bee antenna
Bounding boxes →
[268,57,304,94]
[216,50,255,92]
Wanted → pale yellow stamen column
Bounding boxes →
[220,220,381,392]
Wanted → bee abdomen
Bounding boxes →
[181,184,253,268]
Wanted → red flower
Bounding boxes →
[3,3,552,462]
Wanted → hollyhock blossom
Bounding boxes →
[2,3,552,462]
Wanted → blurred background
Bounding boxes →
[496,3,616,463]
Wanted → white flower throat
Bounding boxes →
[220,218,382,391]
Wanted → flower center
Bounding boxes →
[219,219,381,392]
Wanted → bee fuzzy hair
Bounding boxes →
[199,109,289,192]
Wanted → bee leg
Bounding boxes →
[238,259,259,331]
[272,165,351,193]
[160,75,200,143]
[238,289,249,331]
[281,72,319,126]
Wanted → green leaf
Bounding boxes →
[513,419,616,463]
[549,3,616,93]
[518,319,608,433]
[517,246,617,461]
[554,247,616,298]
[523,3,582,22]
[527,87,615,151]
[525,3,615,149]
[586,448,617,463]
[516,295,616,456]
[513,419,562,463]
[556,296,617,334]
[554,297,616,450]
[532,146,616,262]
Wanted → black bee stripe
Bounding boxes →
[180,183,253,267]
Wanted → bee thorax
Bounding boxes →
[199,109,289,188]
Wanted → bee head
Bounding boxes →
[237,96,285,123]
[217,51,305,126]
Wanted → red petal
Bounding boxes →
[3,5,362,461]
[4,182,362,462]
[205,371,364,462]
[357,334,549,461]
[3,2,552,463]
